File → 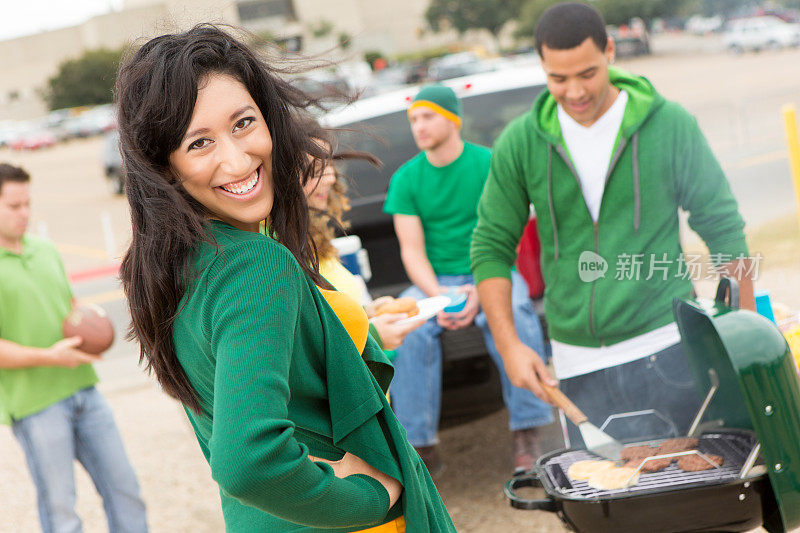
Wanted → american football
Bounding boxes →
[62,303,115,355]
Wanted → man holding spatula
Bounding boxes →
[471,2,754,448]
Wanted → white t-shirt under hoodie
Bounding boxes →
[557,90,628,222]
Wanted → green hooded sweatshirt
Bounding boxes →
[471,67,748,347]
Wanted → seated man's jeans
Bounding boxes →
[390,271,554,447]
[12,386,148,533]
[559,343,703,448]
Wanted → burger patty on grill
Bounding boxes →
[677,453,724,471]
[626,456,673,473]
[657,438,700,454]
[620,445,659,462]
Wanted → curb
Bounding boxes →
[68,263,121,283]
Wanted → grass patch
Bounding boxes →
[679,212,798,283]
[747,213,800,270]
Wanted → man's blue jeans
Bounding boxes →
[390,271,554,447]
[12,386,147,533]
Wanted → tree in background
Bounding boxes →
[514,0,559,39]
[364,50,385,69]
[599,0,692,24]
[309,19,334,39]
[338,32,353,50]
[425,0,527,46]
[425,0,764,48]
[516,0,699,39]
[44,48,124,111]
[722,0,800,14]
[684,0,753,16]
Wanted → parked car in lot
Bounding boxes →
[427,52,488,82]
[724,15,800,53]
[0,121,19,147]
[102,129,124,195]
[321,66,547,423]
[63,104,116,138]
[363,67,411,97]
[8,121,57,151]
[685,14,724,35]
[608,18,651,57]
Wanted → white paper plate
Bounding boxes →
[395,296,451,325]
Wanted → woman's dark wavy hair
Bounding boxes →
[116,24,335,412]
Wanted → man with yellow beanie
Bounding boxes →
[383,85,553,476]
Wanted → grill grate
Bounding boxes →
[543,432,758,500]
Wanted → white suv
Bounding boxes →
[724,16,800,53]
[322,62,546,289]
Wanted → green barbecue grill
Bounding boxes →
[506,278,800,532]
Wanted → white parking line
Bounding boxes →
[724,149,787,171]
[82,289,125,305]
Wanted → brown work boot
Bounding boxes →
[415,445,444,477]
[512,427,543,476]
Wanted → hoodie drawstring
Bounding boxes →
[546,144,559,261]
[632,131,641,234]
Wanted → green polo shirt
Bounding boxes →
[383,142,492,276]
[0,235,98,425]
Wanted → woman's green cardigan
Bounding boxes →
[172,221,455,532]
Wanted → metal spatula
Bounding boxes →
[543,384,623,461]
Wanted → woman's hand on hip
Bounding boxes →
[309,452,402,507]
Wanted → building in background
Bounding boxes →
[0,0,490,120]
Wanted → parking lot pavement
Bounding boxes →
[0,372,226,532]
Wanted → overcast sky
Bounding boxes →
[0,0,124,41]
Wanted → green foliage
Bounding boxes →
[338,32,352,50]
[515,0,694,39]
[310,19,334,38]
[515,0,559,39]
[255,29,276,43]
[364,50,385,67]
[44,48,124,111]
[392,45,453,63]
[682,0,755,17]
[597,0,691,25]
[425,0,527,38]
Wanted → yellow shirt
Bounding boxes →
[319,257,365,304]
[318,286,369,355]
[318,268,404,532]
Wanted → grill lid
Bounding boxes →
[674,278,800,532]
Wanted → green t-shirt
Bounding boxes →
[383,142,491,276]
[0,235,98,425]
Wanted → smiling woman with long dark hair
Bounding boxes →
[115,25,454,532]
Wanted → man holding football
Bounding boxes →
[0,163,147,533]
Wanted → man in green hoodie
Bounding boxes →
[471,2,755,446]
